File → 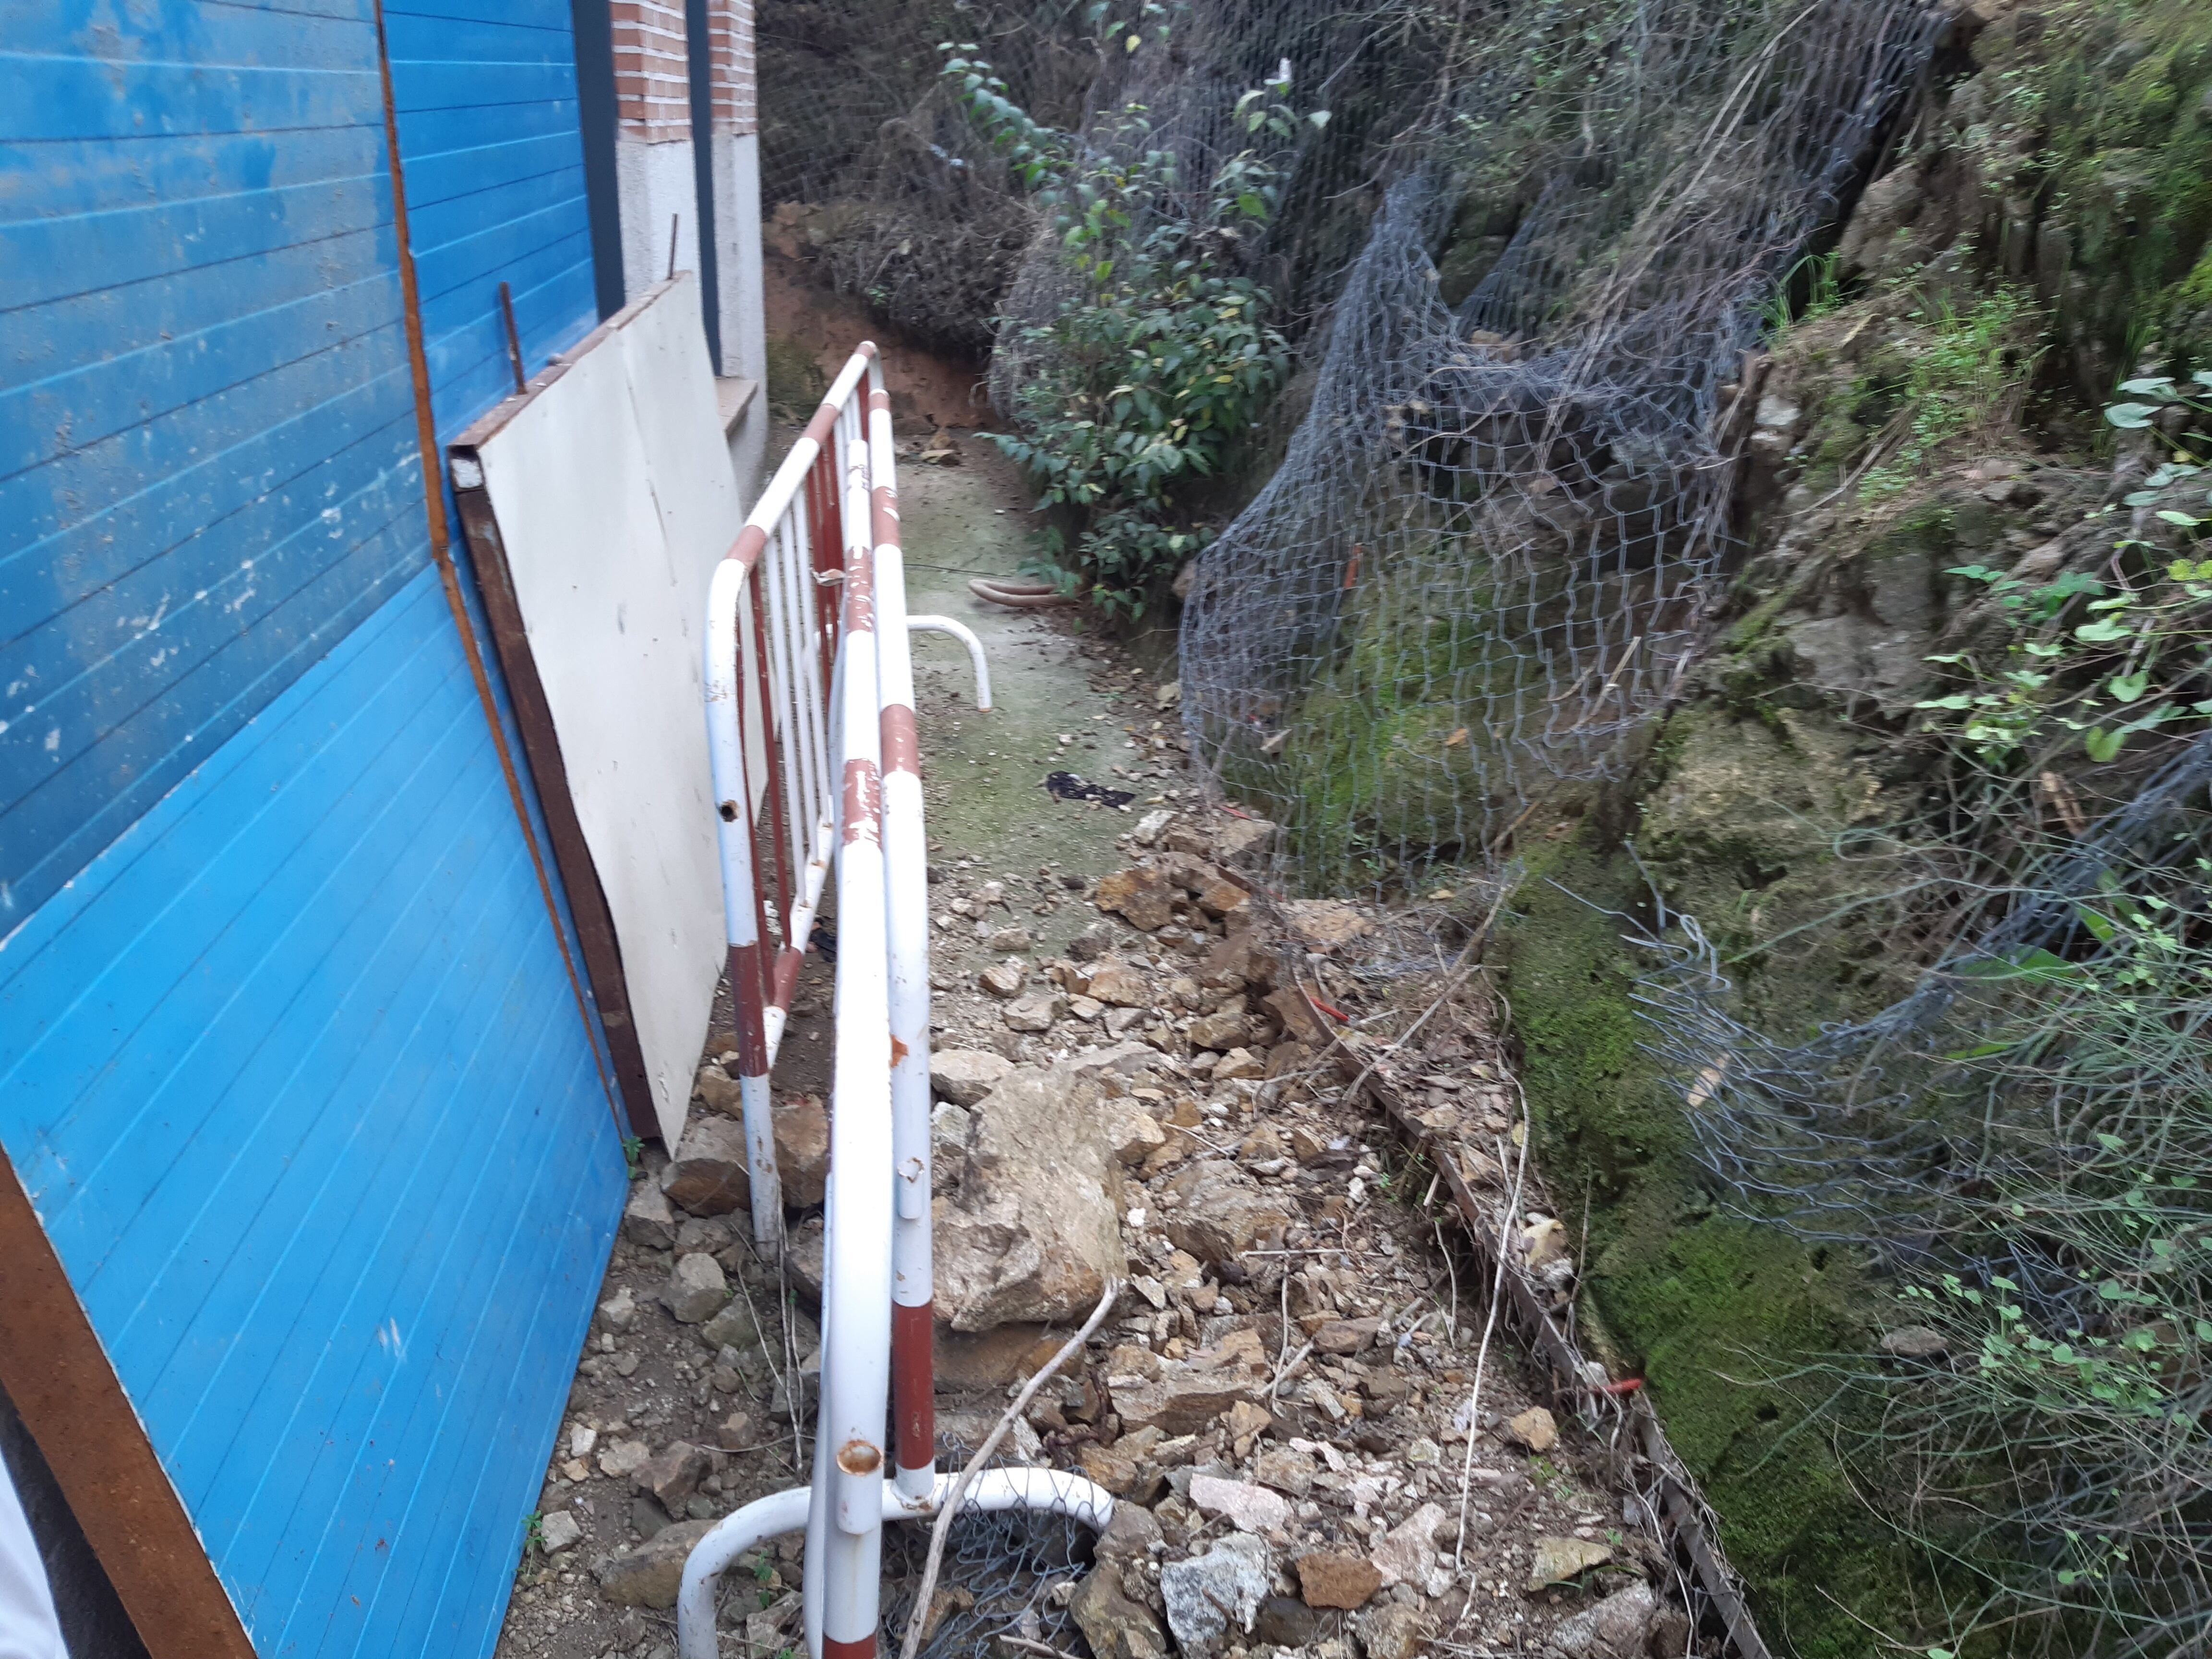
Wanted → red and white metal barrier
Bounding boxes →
[692,347,1098,1659]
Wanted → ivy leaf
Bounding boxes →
[2075,617,2135,643]
[2084,727,2127,761]
[2117,377,2176,395]
[2105,402,2159,429]
[2156,509,2204,527]
[2107,670,2150,703]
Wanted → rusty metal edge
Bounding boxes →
[447,276,689,453]
[444,458,661,1140]
[0,1151,257,1659]
[1299,988,1775,1659]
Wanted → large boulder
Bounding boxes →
[932,1058,1128,1330]
[663,1094,830,1215]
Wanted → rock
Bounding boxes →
[1199,933,1275,991]
[1281,899,1370,951]
[1365,1374,1413,1419]
[1370,1503,1452,1598]
[1002,990,1065,1032]
[1313,1317,1380,1356]
[694,1064,742,1117]
[1068,923,1114,962]
[697,1300,757,1352]
[1077,1438,1165,1503]
[1192,876,1250,921]
[1503,1405,1557,1453]
[1086,960,1151,1007]
[1161,1161,1291,1267]
[1262,986,1332,1048]
[1297,1551,1382,1610]
[622,1182,676,1250]
[662,1116,751,1216]
[599,1286,639,1333]
[662,1097,828,1214]
[1135,808,1176,843]
[568,1423,600,1460]
[1071,1564,1171,1659]
[932,1048,1012,1106]
[1355,1599,1430,1659]
[666,1253,727,1323]
[1103,1106,1165,1166]
[598,1439,651,1480]
[932,1059,1128,1330]
[1188,1474,1291,1533]
[1095,867,1178,932]
[933,1323,1064,1389]
[1186,1001,1250,1051]
[1523,1215,1568,1270]
[634,1441,711,1509]
[1251,1597,1320,1648]
[1160,1533,1272,1657]
[593,1516,716,1609]
[1103,1007,1148,1038]
[1527,1536,1612,1591]
[931,1102,971,1188]
[539,1509,582,1553]
[979,961,1026,999]
[988,925,1034,953]
[1209,817,1278,864]
[1212,1048,1266,1082]
[1880,1324,1948,1359]
[1548,1583,1660,1659]
[774,1094,831,1207]
[1110,1365,1262,1436]
[1255,1443,1318,1498]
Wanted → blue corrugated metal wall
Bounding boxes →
[0,3,625,1655]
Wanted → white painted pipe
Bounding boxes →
[807,385,895,1659]
[866,361,938,1502]
[905,616,992,711]
[676,1471,1116,1659]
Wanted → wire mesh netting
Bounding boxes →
[1179,0,1944,898]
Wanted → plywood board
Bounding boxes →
[458,276,738,1145]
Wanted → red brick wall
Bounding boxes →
[612,0,754,140]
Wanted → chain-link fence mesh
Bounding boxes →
[1179,0,1943,898]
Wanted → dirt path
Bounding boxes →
[493,435,1691,1659]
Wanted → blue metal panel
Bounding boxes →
[382,0,599,442]
[0,0,423,929]
[0,571,627,1657]
[1,3,625,1657]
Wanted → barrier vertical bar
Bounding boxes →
[807,352,893,1659]
[866,361,936,1497]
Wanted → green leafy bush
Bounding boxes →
[942,27,1318,615]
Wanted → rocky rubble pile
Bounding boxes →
[497,801,1700,1659]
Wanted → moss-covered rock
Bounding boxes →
[1494,834,1916,1659]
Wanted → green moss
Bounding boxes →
[764,333,828,419]
[1494,827,1921,1658]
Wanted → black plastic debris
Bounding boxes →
[1044,771,1134,807]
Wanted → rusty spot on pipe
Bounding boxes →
[890,1035,909,1066]
[835,1439,882,1476]
[719,800,739,822]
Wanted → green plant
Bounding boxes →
[941,28,1317,615]
[1761,249,1845,336]
[622,1133,644,1179]
[1858,287,2046,501]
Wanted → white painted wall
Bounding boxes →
[472,275,739,1145]
[715,130,769,507]
[616,137,699,304]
